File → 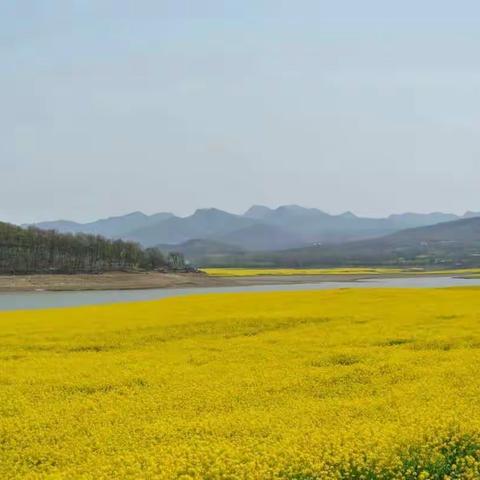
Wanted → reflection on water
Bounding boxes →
[1,276,480,312]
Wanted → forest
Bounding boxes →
[0,222,177,274]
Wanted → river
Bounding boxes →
[1,276,480,311]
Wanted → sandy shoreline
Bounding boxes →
[0,272,228,292]
[0,271,474,293]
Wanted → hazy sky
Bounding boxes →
[2,1,480,224]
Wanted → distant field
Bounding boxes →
[203,267,480,276]
[2,288,480,478]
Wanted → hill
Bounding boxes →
[385,212,459,229]
[215,223,304,251]
[158,238,244,256]
[259,217,480,267]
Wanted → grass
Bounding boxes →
[2,288,480,478]
[202,267,480,276]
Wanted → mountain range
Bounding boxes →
[251,216,480,268]
[29,205,480,254]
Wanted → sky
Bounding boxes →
[2,1,480,224]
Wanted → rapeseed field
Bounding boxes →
[202,267,480,277]
[2,288,480,479]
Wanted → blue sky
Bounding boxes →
[2,1,480,223]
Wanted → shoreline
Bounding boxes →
[0,271,476,293]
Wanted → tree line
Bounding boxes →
[0,222,186,274]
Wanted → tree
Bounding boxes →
[0,222,167,274]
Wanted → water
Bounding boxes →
[1,276,480,312]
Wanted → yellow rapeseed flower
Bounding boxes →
[1,288,480,478]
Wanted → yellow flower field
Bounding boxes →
[202,267,480,277]
[2,288,480,478]
[203,267,406,276]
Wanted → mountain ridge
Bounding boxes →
[252,216,480,268]
[28,206,480,254]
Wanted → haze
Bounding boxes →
[2,1,480,224]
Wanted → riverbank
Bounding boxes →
[0,270,478,292]
[0,272,228,292]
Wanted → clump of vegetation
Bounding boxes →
[0,222,189,274]
[2,288,480,478]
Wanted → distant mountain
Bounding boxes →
[125,208,258,247]
[30,206,480,257]
[216,223,304,251]
[31,219,85,234]
[257,206,471,244]
[262,205,328,225]
[385,216,480,244]
[257,217,480,267]
[463,211,480,219]
[386,212,459,230]
[255,205,391,243]
[31,211,174,239]
[243,205,273,219]
[338,211,358,220]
